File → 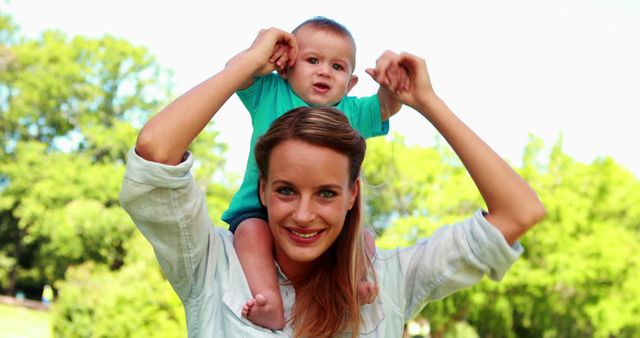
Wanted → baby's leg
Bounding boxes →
[358,228,379,304]
[234,218,285,329]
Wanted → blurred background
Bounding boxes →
[1,0,639,337]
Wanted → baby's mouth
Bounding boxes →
[313,83,330,92]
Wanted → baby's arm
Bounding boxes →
[366,50,407,121]
[377,85,403,121]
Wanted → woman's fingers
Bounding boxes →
[253,27,297,67]
[285,36,298,67]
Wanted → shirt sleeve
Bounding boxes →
[237,74,272,119]
[340,94,390,138]
[382,210,524,320]
[118,148,220,301]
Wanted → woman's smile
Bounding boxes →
[287,228,324,243]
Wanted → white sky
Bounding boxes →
[5,0,640,178]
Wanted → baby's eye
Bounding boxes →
[277,187,295,196]
[332,64,344,71]
[307,58,318,64]
[319,190,336,199]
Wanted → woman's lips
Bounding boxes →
[287,228,324,244]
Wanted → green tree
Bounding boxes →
[362,134,480,234]
[365,135,640,337]
[0,141,132,291]
[0,11,231,295]
[51,233,186,337]
[0,12,236,336]
[496,137,640,338]
[0,14,170,293]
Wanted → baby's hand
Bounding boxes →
[270,42,293,73]
[366,50,410,93]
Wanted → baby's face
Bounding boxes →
[285,27,357,107]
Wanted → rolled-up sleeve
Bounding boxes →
[118,148,218,301]
[381,210,523,321]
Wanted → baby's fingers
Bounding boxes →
[268,45,281,63]
[366,67,388,87]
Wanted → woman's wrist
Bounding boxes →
[241,48,275,78]
[223,53,263,91]
[412,92,443,119]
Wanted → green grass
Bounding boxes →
[0,303,51,338]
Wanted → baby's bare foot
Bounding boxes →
[242,293,285,330]
[358,280,378,304]
[359,229,378,304]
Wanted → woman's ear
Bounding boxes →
[259,177,267,207]
[348,178,360,210]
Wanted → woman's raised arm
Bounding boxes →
[135,28,297,165]
[385,52,545,244]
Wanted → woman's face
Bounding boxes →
[259,139,358,277]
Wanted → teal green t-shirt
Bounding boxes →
[221,73,389,226]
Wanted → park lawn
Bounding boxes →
[0,303,51,338]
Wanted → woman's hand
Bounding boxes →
[367,51,439,116]
[246,27,298,78]
[366,50,410,93]
[389,52,436,111]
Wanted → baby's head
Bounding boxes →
[292,17,357,68]
[283,17,359,107]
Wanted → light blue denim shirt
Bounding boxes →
[119,149,524,337]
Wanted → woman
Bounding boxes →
[119,29,545,337]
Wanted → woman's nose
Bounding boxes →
[292,196,315,225]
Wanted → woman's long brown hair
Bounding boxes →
[254,106,375,337]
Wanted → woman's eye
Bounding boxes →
[332,64,343,71]
[307,58,318,64]
[277,187,295,196]
[319,190,336,199]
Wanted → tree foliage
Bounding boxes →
[365,135,640,337]
[0,11,175,294]
[51,234,186,337]
[0,13,231,337]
